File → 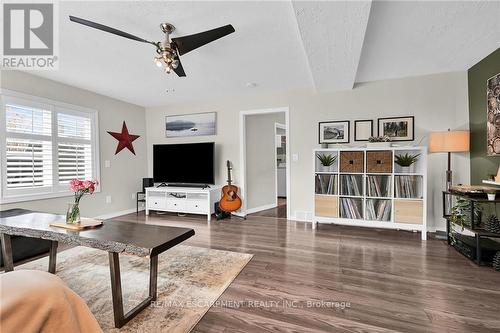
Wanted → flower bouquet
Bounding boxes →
[66,179,98,224]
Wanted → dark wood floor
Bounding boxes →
[249,198,287,218]
[114,211,500,333]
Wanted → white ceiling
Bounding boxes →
[22,1,500,107]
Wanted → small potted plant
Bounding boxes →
[367,135,392,147]
[395,153,420,173]
[316,153,337,172]
[485,188,497,201]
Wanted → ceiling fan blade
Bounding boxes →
[172,24,235,56]
[173,56,186,77]
[69,16,157,46]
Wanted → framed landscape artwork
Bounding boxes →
[377,116,414,141]
[354,120,373,141]
[319,121,350,144]
[165,112,216,138]
[487,73,500,156]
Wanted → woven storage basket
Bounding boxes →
[367,151,393,173]
[339,151,364,173]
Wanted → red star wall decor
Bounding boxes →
[107,121,140,155]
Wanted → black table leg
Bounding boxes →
[1,234,14,272]
[48,241,58,274]
[476,235,482,265]
[108,252,159,328]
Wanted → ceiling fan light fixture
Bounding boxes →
[154,57,163,67]
[69,16,234,78]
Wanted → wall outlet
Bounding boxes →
[104,160,111,168]
[292,153,299,162]
[105,195,112,204]
[131,193,136,199]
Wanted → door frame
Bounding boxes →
[239,107,290,219]
[274,122,286,208]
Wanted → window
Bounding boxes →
[1,91,99,203]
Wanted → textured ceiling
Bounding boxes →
[293,0,371,91]
[17,1,500,107]
[356,0,500,82]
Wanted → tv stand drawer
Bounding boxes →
[167,200,186,211]
[186,200,206,213]
[148,197,166,209]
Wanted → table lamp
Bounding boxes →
[429,129,470,190]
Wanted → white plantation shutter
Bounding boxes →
[1,92,99,203]
[58,143,92,183]
[6,139,53,189]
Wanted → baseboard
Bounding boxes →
[94,207,143,220]
[245,203,277,215]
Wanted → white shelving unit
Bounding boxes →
[313,146,427,240]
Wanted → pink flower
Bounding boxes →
[69,179,98,194]
[69,179,83,192]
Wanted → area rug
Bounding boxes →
[16,245,253,332]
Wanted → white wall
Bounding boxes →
[246,112,285,210]
[146,71,470,231]
[0,71,147,217]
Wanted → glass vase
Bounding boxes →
[66,202,81,224]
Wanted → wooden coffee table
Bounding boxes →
[0,209,195,328]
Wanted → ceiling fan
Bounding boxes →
[69,16,235,77]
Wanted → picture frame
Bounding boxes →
[354,120,373,141]
[165,112,217,138]
[487,72,500,156]
[377,116,414,141]
[318,120,350,144]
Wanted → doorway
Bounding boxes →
[239,107,290,219]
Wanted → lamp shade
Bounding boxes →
[429,130,470,153]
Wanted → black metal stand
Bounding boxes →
[443,191,500,266]
[108,252,158,328]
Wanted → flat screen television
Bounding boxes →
[153,142,215,185]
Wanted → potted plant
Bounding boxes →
[367,135,392,147]
[395,153,420,173]
[67,179,98,224]
[316,153,337,172]
[485,188,497,201]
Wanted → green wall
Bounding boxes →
[468,48,500,184]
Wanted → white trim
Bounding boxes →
[245,203,278,215]
[239,107,291,219]
[0,89,101,204]
[94,207,143,220]
[274,122,286,208]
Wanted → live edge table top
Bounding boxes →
[0,210,195,257]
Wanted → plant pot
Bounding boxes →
[319,164,334,172]
[366,142,392,148]
[66,202,81,224]
[487,193,496,201]
[399,166,410,173]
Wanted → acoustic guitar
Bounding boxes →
[219,160,242,212]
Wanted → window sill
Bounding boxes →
[0,189,100,205]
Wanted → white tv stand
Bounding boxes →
[145,185,222,222]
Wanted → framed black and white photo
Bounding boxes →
[377,116,414,141]
[354,120,373,141]
[166,112,217,138]
[318,121,350,144]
